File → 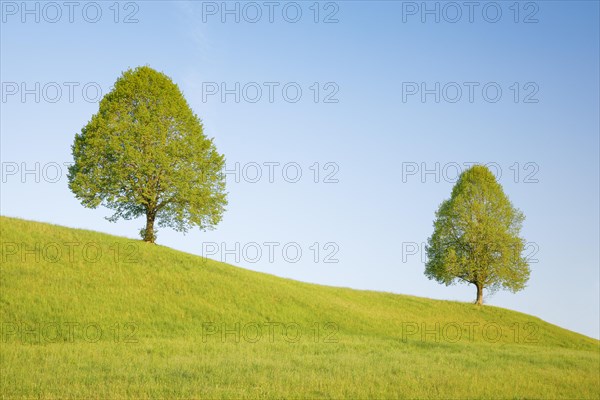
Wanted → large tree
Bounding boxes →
[425,165,529,305]
[68,66,227,243]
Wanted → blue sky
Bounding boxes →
[1,1,599,338]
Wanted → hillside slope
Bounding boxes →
[1,216,598,399]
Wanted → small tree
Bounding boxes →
[425,165,529,305]
[68,66,227,243]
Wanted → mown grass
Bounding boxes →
[1,216,598,399]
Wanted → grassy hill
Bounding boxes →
[1,216,598,399]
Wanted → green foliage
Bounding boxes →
[68,66,227,242]
[1,217,598,399]
[425,165,530,304]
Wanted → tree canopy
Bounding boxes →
[425,165,529,305]
[68,66,227,243]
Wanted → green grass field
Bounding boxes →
[1,216,598,399]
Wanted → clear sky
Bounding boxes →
[1,1,599,338]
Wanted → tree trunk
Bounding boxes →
[475,284,483,305]
[143,212,156,243]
